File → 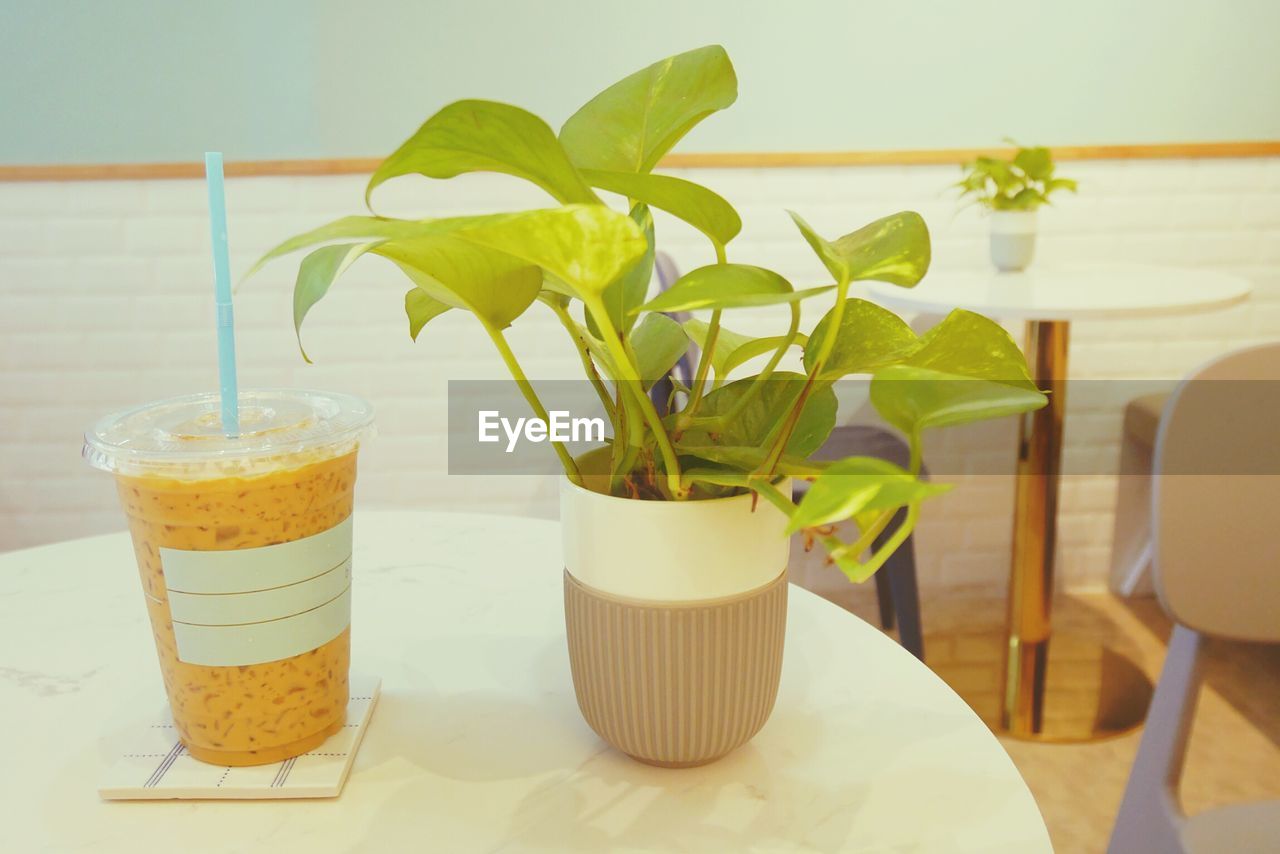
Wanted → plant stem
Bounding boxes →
[546,299,643,489]
[612,442,640,494]
[721,301,801,424]
[809,275,850,370]
[482,320,583,486]
[751,478,798,515]
[758,372,816,474]
[606,356,649,491]
[546,300,615,423]
[674,241,728,429]
[759,275,850,475]
[583,295,686,498]
[825,508,895,563]
[680,308,721,422]
[609,385,628,487]
[826,504,920,584]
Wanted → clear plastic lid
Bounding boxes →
[83,389,375,479]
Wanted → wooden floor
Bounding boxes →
[791,551,1280,853]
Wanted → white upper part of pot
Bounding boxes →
[560,479,790,602]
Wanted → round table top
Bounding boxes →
[0,511,1050,853]
[867,264,1251,321]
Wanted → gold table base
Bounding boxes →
[926,628,1154,742]
[953,318,1154,742]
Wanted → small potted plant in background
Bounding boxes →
[956,141,1077,272]
[249,46,1047,767]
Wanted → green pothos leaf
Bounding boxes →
[629,312,689,388]
[870,364,1047,436]
[292,242,380,362]
[560,45,737,173]
[683,318,806,382]
[789,210,931,288]
[787,456,949,534]
[678,373,837,459]
[367,99,599,207]
[804,298,920,380]
[677,444,828,477]
[405,287,451,340]
[449,205,648,299]
[639,264,833,312]
[581,169,741,247]
[904,309,1038,390]
[373,236,542,329]
[245,215,433,281]
[590,203,654,337]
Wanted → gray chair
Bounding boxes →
[1108,392,1171,597]
[1108,342,1280,853]
[648,253,925,660]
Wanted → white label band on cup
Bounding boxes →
[167,559,351,626]
[159,516,353,667]
[167,587,351,668]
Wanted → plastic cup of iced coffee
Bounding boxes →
[83,389,374,766]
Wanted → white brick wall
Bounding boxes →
[2,158,1278,594]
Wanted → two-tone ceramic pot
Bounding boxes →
[560,478,789,767]
[990,209,1037,271]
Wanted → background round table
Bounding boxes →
[868,264,1251,743]
[867,264,1250,321]
[0,511,1050,852]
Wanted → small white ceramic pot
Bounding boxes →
[990,209,1038,272]
[560,478,790,767]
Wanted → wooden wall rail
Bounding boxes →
[1,141,1278,182]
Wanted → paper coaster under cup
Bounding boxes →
[99,674,380,800]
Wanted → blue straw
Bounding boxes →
[204,152,239,437]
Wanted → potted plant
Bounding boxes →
[249,45,1047,767]
[956,142,1077,272]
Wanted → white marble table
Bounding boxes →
[0,511,1050,852]
[868,264,1251,321]
[869,265,1251,743]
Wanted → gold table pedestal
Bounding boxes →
[926,627,1153,741]
[937,320,1153,742]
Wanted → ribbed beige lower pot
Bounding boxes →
[560,478,790,767]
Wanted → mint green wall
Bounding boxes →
[4,0,1279,165]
